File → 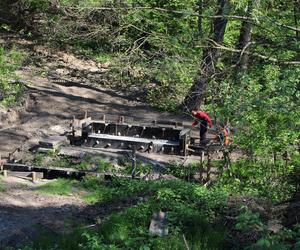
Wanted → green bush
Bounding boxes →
[217,159,296,201]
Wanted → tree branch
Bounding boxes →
[206,39,300,65]
[63,6,300,32]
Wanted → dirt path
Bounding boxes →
[0,176,85,247]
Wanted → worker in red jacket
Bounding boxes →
[191,110,213,143]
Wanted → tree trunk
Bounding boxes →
[237,0,254,73]
[183,0,229,111]
[294,0,300,59]
[197,0,203,37]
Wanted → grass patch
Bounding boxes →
[32,152,115,172]
[0,46,25,106]
[34,177,142,204]
[36,179,76,195]
[0,176,5,191]
[80,177,120,204]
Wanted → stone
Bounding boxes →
[267,220,283,233]
[39,136,68,149]
[149,211,168,236]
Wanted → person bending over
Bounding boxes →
[191,110,213,143]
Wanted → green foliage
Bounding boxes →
[0,176,5,192]
[167,161,200,180]
[21,0,51,11]
[146,58,197,112]
[80,177,121,204]
[0,46,24,106]
[210,64,299,157]
[217,159,297,201]
[235,206,265,232]
[34,152,115,171]
[33,153,45,166]
[234,207,300,250]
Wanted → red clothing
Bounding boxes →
[192,111,213,128]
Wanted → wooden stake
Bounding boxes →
[183,234,190,250]
[32,172,37,183]
[199,151,204,183]
[131,147,137,179]
[207,149,211,183]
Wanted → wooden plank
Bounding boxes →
[2,163,134,180]
[5,171,44,179]
[3,163,86,180]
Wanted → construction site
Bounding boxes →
[1,1,299,247]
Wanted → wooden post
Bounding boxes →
[32,172,37,183]
[199,151,204,184]
[131,147,137,179]
[206,149,211,183]
[3,170,7,178]
[0,154,3,172]
[222,148,231,170]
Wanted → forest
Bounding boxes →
[0,0,299,249]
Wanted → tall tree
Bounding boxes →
[183,0,230,111]
[197,0,203,37]
[237,0,254,73]
[294,0,300,59]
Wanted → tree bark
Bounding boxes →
[294,0,300,59]
[197,0,203,37]
[183,0,229,111]
[237,0,254,73]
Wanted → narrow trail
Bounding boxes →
[0,177,85,247]
[0,176,145,248]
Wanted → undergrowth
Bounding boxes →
[0,46,25,106]
[17,157,300,249]
[216,156,300,202]
[32,151,114,172]
[24,177,229,250]
[0,176,4,191]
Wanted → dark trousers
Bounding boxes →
[199,119,208,141]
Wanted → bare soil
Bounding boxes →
[0,176,85,247]
[0,68,188,157]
